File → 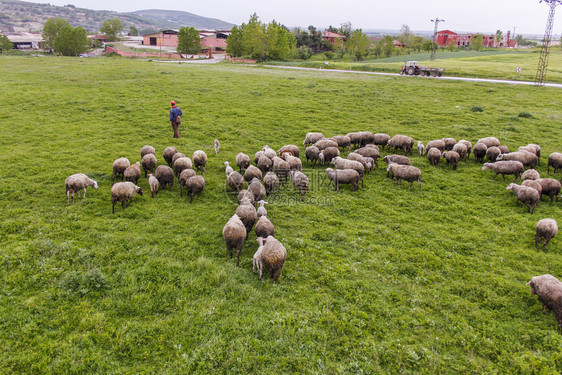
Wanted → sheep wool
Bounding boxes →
[142,153,157,177]
[65,173,98,205]
[255,215,275,239]
[535,219,558,250]
[111,181,143,213]
[527,274,562,331]
[236,197,258,237]
[192,150,208,173]
[260,235,287,283]
[124,162,141,184]
[222,214,246,266]
[112,157,130,184]
[506,183,540,213]
[163,146,179,167]
[155,165,174,191]
[185,175,205,203]
[140,145,156,159]
[236,152,251,173]
[147,173,159,198]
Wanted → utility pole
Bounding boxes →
[535,0,561,86]
[430,18,445,61]
[512,26,517,38]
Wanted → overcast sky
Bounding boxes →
[29,0,561,35]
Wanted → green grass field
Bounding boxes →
[1,56,561,374]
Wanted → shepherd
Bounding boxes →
[169,100,183,138]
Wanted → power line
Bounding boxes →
[430,18,444,61]
[535,0,561,86]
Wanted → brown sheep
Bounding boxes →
[222,214,246,266]
[259,235,287,283]
[163,146,178,166]
[65,173,98,205]
[527,274,562,332]
[155,165,174,191]
[141,153,157,177]
[112,157,130,184]
[535,219,558,250]
[111,181,143,214]
[124,162,141,184]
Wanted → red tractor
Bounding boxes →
[400,61,444,77]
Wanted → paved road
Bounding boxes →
[261,65,562,88]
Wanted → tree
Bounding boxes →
[0,34,12,54]
[382,35,394,57]
[129,25,138,36]
[398,24,414,49]
[447,39,456,52]
[241,13,267,60]
[495,30,503,47]
[346,29,370,60]
[54,25,89,56]
[266,21,296,60]
[226,25,244,57]
[307,25,323,51]
[100,19,123,42]
[411,36,424,52]
[42,17,71,53]
[177,26,201,54]
[373,39,383,58]
[339,21,352,39]
[422,39,433,53]
[471,34,484,51]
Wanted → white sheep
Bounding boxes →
[224,161,234,177]
[417,141,425,156]
[253,237,265,275]
[257,200,268,219]
[65,173,98,205]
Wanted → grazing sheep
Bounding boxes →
[244,165,263,182]
[481,161,524,181]
[260,235,287,283]
[347,152,372,173]
[498,145,510,154]
[506,183,540,213]
[383,154,411,166]
[224,161,234,177]
[185,175,205,203]
[263,172,279,198]
[171,152,186,167]
[147,173,159,198]
[253,237,265,275]
[374,133,391,148]
[325,168,360,191]
[254,151,264,166]
[535,178,561,203]
[548,152,562,173]
[305,146,321,168]
[441,137,457,150]
[124,162,141,184]
[192,150,208,173]
[173,157,193,177]
[535,219,558,250]
[303,132,325,147]
[257,200,268,219]
[527,274,562,331]
[163,146,178,167]
[65,173,98,205]
[486,146,501,163]
[236,152,251,173]
[272,156,291,182]
[458,139,473,158]
[262,146,277,159]
[179,169,197,196]
[255,215,275,239]
[237,189,255,205]
[333,157,364,186]
[387,134,415,156]
[322,147,340,164]
[227,171,245,191]
[527,144,542,162]
[279,145,300,158]
[140,145,155,159]
[346,132,363,149]
[111,181,143,213]
[332,135,352,151]
[289,170,309,200]
[417,141,425,156]
[354,146,380,167]
[425,139,446,153]
[236,197,258,237]
[522,169,540,181]
[155,165,174,191]
[258,155,273,174]
[213,139,220,155]
[442,151,460,170]
[427,147,441,166]
[142,153,157,177]
[386,163,422,189]
[473,143,488,163]
[112,157,130,184]
[318,151,325,166]
[477,137,500,148]
[314,139,339,151]
[522,180,543,196]
[248,177,266,202]
[497,151,538,169]
[283,154,303,171]
[222,214,246,266]
[358,131,375,147]
[452,143,468,161]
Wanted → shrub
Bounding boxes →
[297,46,312,60]
[324,51,335,60]
[518,111,534,118]
[471,106,484,112]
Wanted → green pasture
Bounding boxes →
[0,56,561,374]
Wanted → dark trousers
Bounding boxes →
[171,121,180,138]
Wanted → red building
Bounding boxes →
[321,31,345,45]
[435,30,512,48]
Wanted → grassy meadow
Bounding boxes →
[1,56,562,374]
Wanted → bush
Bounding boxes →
[324,51,335,60]
[471,106,484,112]
[518,111,534,118]
[297,46,312,60]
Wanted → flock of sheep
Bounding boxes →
[64,131,561,327]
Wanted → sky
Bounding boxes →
[27,0,561,35]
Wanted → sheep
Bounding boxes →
[147,173,159,198]
[140,145,155,159]
[548,152,562,173]
[325,168,360,191]
[305,146,321,168]
[224,161,234,177]
[222,214,246,266]
[387,134,414,156]
[522,180,543,196]
[171,152,186,167]
[481,161,524,181]
[236,152,251,173]
[535,219,558,250]
[257,155,273,174]
[452,143,468,161]
[213,139,220,155]
[322,147,340,164]
[282,154,302,171]
[498,145,510,154]
[477,137,500,148]
[111,181,143,214]
[383,154,410,166]
[354,146,380,164]
[522,169,540,181]
[259,235,287,283]
[65,173,98,205]
[262,146,277,159]
[527,274,562,331]
[253,237,265,275]
[486,146,501,163]
[263,172,279,198]
[314,139,339,151]
[173,157,193,177]
[163,146,178,167]
[192,150,208,173]
[458,139,473,158]
[236,197,258,237]
[506,183,540,213]
[254,151,264,166]
[124,162,141,184]
[519,144,541,165]
[374,133,391,148]
[473,143,488,163]
[257,200,268,219]
[112,157,130,184]
[272,156,291,182]
[346,132,362,149]
[227,171,245,191]
[417,141,425,156]
[425,139,446,153]
[178,168,197,196]
[332,157,364,186]
[331,135,352,151]
[386,163,422,189]
[155,165,174,191]
[535,178,561,203]
[441,137,457,150]
[248,177,266,202]
[427,147,441,166]
[358,131,375,147]
[237,189,255,205]
[184,175,205,203]
[255,215,275,239]
[278,145,300,158]
[303,132,325,147]
[142,153,157,177]
[289,170,309,200]
[244,165,263,182]
[497,151,538,169]
[442,150,460,170]
[318,151,325,166]
[347,152,372,173]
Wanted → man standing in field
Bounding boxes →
[169,100,182,138]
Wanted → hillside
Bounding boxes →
[0,0,234,34]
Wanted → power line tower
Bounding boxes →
[535,0,561,86]
[430,18,445,61]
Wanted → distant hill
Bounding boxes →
[0,0,235,34]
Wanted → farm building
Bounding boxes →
[321,31,345,45]
[142,29,230,52]
[4,32,43,49]
[142,30,179,47]
[435,30,516,48]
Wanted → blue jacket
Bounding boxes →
[170,106,183,122]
